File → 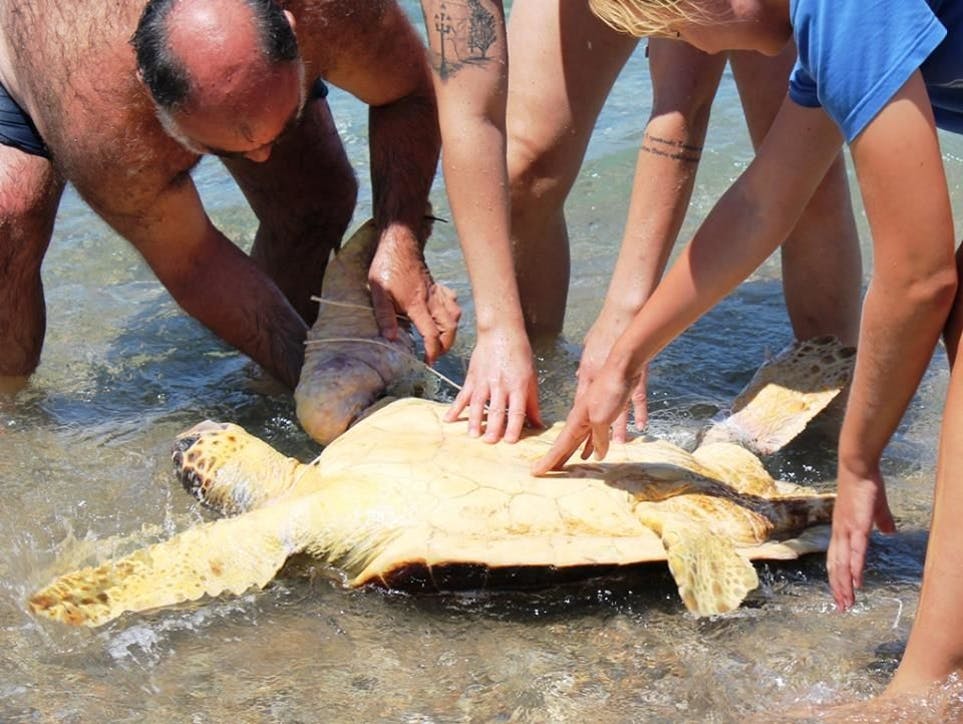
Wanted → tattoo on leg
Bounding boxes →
[641,134,702,163]
[428,0,501,80]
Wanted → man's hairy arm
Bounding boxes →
[319,3,441,239]
[81,171,307,389]
[312,2,456,361]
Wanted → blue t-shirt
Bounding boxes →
[789,0,963,141]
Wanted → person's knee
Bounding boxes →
[305,148,357,232]
[0,198,54,377]
[507,137,575,223]
[0,181,60,267]
[1,159,59,217]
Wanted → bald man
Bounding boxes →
[0,0,451,391]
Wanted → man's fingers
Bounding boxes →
[428,283,460,354]
[370,285,399,341]
[405,301,443,364]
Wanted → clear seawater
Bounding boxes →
[2,3,962,721]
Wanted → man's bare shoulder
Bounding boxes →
[3,0,142,83]
[291,0,429,101]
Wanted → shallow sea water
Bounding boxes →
[3,3,963,722]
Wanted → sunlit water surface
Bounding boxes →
[3,4,963,721]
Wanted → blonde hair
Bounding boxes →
[588,0,702,37]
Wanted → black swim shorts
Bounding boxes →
[311,77,329,101]
[0,80,49,158]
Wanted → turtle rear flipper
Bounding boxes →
[28,501,310,627]
[700,336,856,455]
[653,514,759,616]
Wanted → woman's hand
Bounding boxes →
[579,309,650,441]
[532,362,636,474]
[827,461,896,610]
[445,325,542,443]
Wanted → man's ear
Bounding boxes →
[284,9,296,33]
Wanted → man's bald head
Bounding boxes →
[131,0,299,111]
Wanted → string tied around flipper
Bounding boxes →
[305,295,464,393]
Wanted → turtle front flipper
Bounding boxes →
[28,501,310,627]
[295,220,416,446]
[641,510,759,616]
[174,420,323,514]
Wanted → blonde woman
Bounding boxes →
[536,0,963,705]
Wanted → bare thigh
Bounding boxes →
[507,0,638,335]
[0,144,64,378]
[506,0,637,206]
[222,95,358,323]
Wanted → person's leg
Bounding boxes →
[942,246,963,365]
[506,0,637,338]
[222,92,358,324]
[0,145,64,384]
[881,245,963,694]
[731,46,862,345]
[884,336,963,695]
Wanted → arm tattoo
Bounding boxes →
[641,133,702,163]
[427,0,501,80]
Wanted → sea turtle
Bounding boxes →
[28,335,855,627]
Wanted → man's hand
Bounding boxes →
[368,225,460,364]
[579,310,649,442]
[532,363,635,475]
[444,326,542,444]
[827,462,897,611]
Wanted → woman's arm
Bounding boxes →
[576,40,726,440]
[420,0,541,443]
[534,97,846,472]
[829,72,957,609]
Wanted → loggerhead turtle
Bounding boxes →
[28,335,855,627]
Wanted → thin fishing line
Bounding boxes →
[304,336,463,392]
[310,295,407,320]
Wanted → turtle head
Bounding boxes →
[171,420,244,510]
